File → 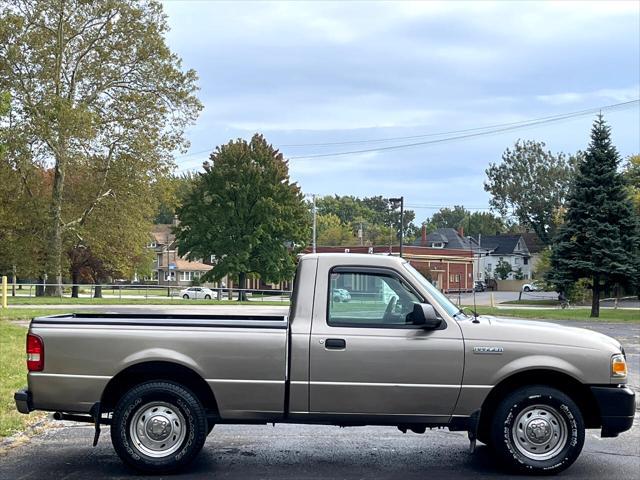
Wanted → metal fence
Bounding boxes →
[7,283,292,302]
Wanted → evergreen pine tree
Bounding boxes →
[548,115,640,317]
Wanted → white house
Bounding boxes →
[470,234,533,280]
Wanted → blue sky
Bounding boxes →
[162,0,640,223]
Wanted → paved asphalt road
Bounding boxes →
[1,316,638,479]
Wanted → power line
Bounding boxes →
[174,99,639,160]
[287,100,639,159]
[281,100,638,148]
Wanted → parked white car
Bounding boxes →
[180,287,215,300]
[521,281,543,292]
[332,288,351,302]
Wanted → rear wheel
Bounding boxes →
[111,381,207,474]
[182,294,189,300]
[523,286,531,292]
[489,385,584,475]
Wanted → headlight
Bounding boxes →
[611,353,627,378]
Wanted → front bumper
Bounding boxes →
[14,389,33,414]
[590,386,636,437]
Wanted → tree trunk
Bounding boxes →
[591,275,600,318]
[238,272,247,302]
[94,284,103,298]
[46,155,66,297]
[71,270,80,298]
[35,276,45,297]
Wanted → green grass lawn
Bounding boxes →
[471,306,640,322]
[501,299,561,306]
[5,296,290,306]
[0,308,76,321]
[0,308,82,438]
[0,320,47,438]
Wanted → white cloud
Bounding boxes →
[537,86,640,105]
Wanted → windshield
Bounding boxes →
[402,262,461,318]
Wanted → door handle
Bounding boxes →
[324,338,346,350]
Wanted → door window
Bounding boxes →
[328,270,422,327]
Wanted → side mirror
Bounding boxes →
[408,303,443,330]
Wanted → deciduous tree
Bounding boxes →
[0,0,201,294]
[0,92,48,282]
[422,205,507,237]
[494,259,512,280]
[315,194,416,244]
[175,135,309,300]
[64,156,156,296]
[316,213,354,246]
[485,140,577,244]
[624,155,640,213]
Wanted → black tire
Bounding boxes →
[183,294,189,300]
[333,296,341,303]
[204,294,211,300]
[489,385,584,475]
[111,381,207,474]
[524,286,531,292]
[207,421,215,435]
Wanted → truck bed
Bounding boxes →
[28,312,289,419]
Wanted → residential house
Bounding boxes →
[470,234,532,280]
[149,222,213,286]
[148,221,292,291]
[520,232,546,278]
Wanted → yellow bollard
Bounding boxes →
[1,275,7,309]
[490,292,495,308]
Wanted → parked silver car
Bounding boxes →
[180,286,214,300]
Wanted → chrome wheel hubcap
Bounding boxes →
[512,404,568,461]
[130,402,186,458]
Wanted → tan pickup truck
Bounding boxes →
[15,253,635,475]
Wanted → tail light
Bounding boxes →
[26,334,44,371]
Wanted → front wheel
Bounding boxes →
[204,294,211,300]
[490,385,584,475]
[182,294,189,300]
[523,286,531,292]
[111,381,207,474]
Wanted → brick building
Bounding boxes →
[311,226,475,292]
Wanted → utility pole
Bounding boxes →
[312,194,317,254]
[389,196,404,258]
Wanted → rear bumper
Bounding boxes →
[590,385,636,437]
[14,389,33,414]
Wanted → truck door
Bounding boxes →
[309,266,464,421]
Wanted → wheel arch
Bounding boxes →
[476,368,600,443]
[101,360,219,416]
